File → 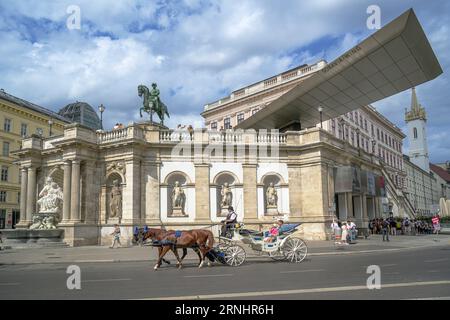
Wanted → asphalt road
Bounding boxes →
[1,245,449,300]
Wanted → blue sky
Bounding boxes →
[0,0,448,162]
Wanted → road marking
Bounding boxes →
[83,278,131,283]
[142,280,450,300]
[424,258,448,263]
[380,264,397,267]
[0,283,20,286]
[280,269,325,274]
[428,270,440,273]
[74,259,114,263]
[406,296,450,300]
[183,274,233,278]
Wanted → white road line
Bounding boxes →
[83,278,131,283]
[142,280,450,300]
[280,269,325,274]
[184,274,233,278]
[428,270,440,273]
[74,259,115,263]
[406,296,450,300]
[0,283,20,286]
[424,258,449,263]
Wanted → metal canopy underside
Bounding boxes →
[236,9,443,130]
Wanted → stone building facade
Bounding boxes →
[13,122,388,246]
[0,89,69,229]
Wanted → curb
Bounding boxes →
[0,243,446,266]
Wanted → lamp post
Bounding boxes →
[98,104,105,130]
[318,105,323,129]
[48,119,53,137]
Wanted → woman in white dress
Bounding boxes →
[341,224,349,245]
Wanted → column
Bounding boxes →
[122,159,141,224]
[194,164,210,222]
[243,164,258,222]
[143,162,161,224]
[83,162,96,223]
[70,160,81,222]
[62,161,72,222]
[26,166,37,222]
[18,167,28,226]
[287,164,302,219]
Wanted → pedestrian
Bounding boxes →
[341,223,349,245]
[331,219,342,244]
[432,215,441,235]
[110,224,122,248]
[382,218,390,242]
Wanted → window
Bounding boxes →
[3,119,11,132]
[36,128,44,136]
[364,119,368,131]
[1,166,8,181]
[0,191,6,202]
[20,123,28,137]
[377,128,380,140]
[331,119,336,134]
[366,140,369,151]
[360,115,363,127]
[237,113,245,124]
[355,112,358,125]
[224,117,231,130]
[345,127,349,141]
[351,131,355,145]
[413,127,418,139]
[2,142,9,157]
[381,131,384,143]
[371,124,374,137]
[210,122,217,130]
[349,112,353,121]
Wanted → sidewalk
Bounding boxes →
[0,234,448,266]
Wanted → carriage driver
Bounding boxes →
[220,206,237,237]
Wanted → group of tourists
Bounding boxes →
[368,214,442,238]
[330,219,358,245]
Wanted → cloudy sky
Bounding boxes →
[0,0,448,162]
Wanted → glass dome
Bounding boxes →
[58,102,101,130]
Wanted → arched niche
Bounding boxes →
[261,173,284,215]
[165,171,189,216]
[214,171,238,215]
[104,172,124,221]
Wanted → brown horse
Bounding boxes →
[136,228,203,268]
[139,228,215,270]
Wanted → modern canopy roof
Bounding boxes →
[236,9,443,130]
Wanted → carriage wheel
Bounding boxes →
[224,244,246,267]
[268,249,286,261]
[282,237,308,263]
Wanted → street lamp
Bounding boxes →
[48,119,53,137]
[98,104,105,130]
[318,105,324,129]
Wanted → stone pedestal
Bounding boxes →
[107,217,121,225]
[2,229,64,247]
[171,207,186,217]
[266,206,279,216]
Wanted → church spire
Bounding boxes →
[405,87,427,122]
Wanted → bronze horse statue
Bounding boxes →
[138,83,170,125]
[136,228,214,270]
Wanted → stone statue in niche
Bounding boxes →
[37,177,63,213]
[171,181,185,216]
[221,182,233,207]
[266,182,278,206]
[109,180,122,219]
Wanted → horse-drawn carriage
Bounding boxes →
[215,222,308,266]
[134,222,307,269]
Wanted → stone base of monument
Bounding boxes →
[107,217,121,225]
[171,207,187,217]
[29,212,60,230]
[1,229,67,248]
[265,206,279,216]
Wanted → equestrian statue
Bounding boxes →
[138,83,170,125]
